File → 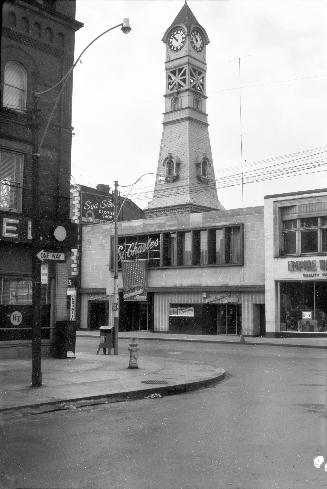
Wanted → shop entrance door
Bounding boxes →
[216,304,241,335]
[88,301,107,330]
[119,299,150,332]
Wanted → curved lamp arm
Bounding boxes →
[33,19,131,155]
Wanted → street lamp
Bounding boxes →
[111,173,154,355]
[31,19,132,387]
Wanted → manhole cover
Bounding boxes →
[142,379,169,385]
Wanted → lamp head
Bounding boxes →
[121,18,131,34]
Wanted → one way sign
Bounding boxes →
[36,250,66,262]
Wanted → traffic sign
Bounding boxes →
[36,250,65,261]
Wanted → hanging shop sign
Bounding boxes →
[287,259,327,278]
[81,191,114,223]
[121,259,148,300]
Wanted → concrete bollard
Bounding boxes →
[128,338,139,369]
[239,334,245,344]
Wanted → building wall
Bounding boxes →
[0,1,82,357]
[264,189,327,335]
[81,206,265,334]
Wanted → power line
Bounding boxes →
[122,146,327,201]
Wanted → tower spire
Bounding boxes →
[145,3,223,218]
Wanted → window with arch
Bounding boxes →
[58,32,64,47]
[22,16,30,33]
[164,155,180,183]
[3,62,27,112]
[34,22,41,38]
[45,26,53,42]
[193,95,202,111]
[8,11,17,27]
[196,157,210,182]
[171,95,179,111]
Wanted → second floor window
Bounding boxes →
[0,150,24,212]
[3,61,27,112]
[282,217,327,255]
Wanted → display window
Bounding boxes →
[0,276,50,340]
[280,281,327,332]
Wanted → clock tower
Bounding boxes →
[145,2,223,217]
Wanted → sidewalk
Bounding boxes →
[80,330,327,349]
[0,350,225,413]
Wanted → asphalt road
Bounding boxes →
[1,338,327,489]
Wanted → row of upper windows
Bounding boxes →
[282,217,327,255]
[2,62,28,112]
[6,10,65,47]
[115,226,243,269]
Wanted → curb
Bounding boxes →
[0,369,226,414]
[78,333,327,349]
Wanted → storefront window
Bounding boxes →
[0,277,50,340]
[280,281,327,333]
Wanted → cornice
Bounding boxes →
[163,115,209,127]
[3,26,64,58]
[14,1,83,31]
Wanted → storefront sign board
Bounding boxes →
[205,294,240,304]
[287,259,327,278]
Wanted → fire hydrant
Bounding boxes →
[128,338,139,369]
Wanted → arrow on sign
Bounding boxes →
[36,250,65,262]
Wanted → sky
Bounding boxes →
[71,0,327,210]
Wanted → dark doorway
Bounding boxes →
[119,293,152,332]
[216,304,241,335]
[259,305,266,336]
[88,301,107,330]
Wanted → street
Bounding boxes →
[1,337,327,489]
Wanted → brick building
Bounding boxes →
[0,0,82,357]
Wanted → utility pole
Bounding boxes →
[31,94,42,387]
[113,180,119,354]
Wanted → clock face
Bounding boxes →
[168,27,186,51]
[191,29,204,52]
